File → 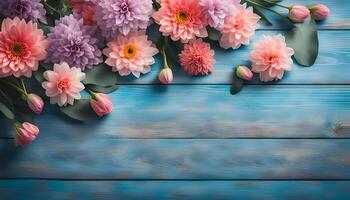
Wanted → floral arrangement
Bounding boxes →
[0,0,330,147]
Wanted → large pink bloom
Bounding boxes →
[42,62,86,106]
[153,0,208,43]
[249,35,295,82]
[103,31,158,78]
[219,4,260,49]
[0,17,48,78]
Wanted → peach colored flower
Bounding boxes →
[0,17,48,78]
[152,0,208,43]
[249,35,294,82]
[42,62,86,106]
[179,39,215,75]
[14,122,39,147]
[219,4,260,49]
[103,31,158,78]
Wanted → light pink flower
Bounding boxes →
[14,122,39,147]
[103,31,158,78]
[288,5,310,23]
[179,39,215,76]
[27,93,44,115]
[152,0,208,43]
[249,35,294,82]
[42,62,86,106]
[90,93,113,117]
[0,17,48,78]
[236,66,253,81]
[219,4,260,49]
[158,68,173,84]
[310,4,330,21]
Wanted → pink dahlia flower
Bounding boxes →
[152,0,208,43]
[219,4,260,49]
[42,62,86,106]
[179,39,215,76]
[0,17,48,78]
[103,31,159,78]
[249,35,295,82]
[14,122,39,147]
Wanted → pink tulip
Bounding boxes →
[310,4,330,21]
[14,122,39,147]
[27,93,44,115]
[288,5,310,23]
[158,68,173,84]
[91,93,113,117]
[236,66,253,81]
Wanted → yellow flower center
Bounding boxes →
[175,11,189,24]
[11,42,26,56]
[123,44,138,59]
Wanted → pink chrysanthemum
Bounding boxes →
[103,31,158,78]
[179,39,215,75]
[219,4,260,49]
[0,17,48,78]
[249,35,295,82]
[42,62,86,106]
[153,0,208,43]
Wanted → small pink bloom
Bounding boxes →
[310,4,330,21]
[219,4,260,49]
[90,93,113,117]
[14,122,39,147]
[158,68,173,84]
[236,66,253,81]
[0,17,48,78]
[288,5,310,23]
[179,39,215,76]
[70,0,97,25]
[27,94,44,115]
[249,35,294,82]
[42,62,86,107]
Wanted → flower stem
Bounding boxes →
[86,88,97,99]
[20,78,28,94]
[159,37,170,69]
[43,1,62,16]
[245,0,287,19]
[261,0,290,9]
[0,80,26,95]
[0,88,14,111]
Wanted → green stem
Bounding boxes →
[20,78,28,94]
[86,87,97,99]
[0,80,26,95]
[261,0,290,9]
[0,88,14,111]
[43,1,62,16]
[245,0,287,18]
[159,37,169,69]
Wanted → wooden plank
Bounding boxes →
[2,85,349,139]
[0,139,350,179]
[118,30,350,84]
[0,180,349,200]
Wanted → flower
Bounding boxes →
[90,93,113,117]
[42,62,86,106]
[199,0,240,29]
[70,0,97,25]
[0,17,48,78]
[46,14,102,70]
[103,31,159,78]
[310,4,330,21]
[288,5,310,23]
[236,65,253,81]
[179,39,215,76]
[249,35,294,82]
[14,122,39,147]
[153,0,208,43]
[27,93,44,115]
[95,0,153,39]
[0,0,46,22]
[158,68,173,84]
[219,4,260,49]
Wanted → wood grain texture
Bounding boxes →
[0,180,349,200]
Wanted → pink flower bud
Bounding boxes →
[14,122,39,147]
[310,4,330,21]
[91,93,113,117]
[236,66,253,81]
[27,94,44,115]
[288,5,310,23]
[158,68,173,84]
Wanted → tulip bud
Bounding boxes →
[27,94,44,115]
[288,5,310,23]
[310,4,330,21]
[236,66,253,81]
[90,93,113,117]
[158,68,173,84]
[14,122,39,147]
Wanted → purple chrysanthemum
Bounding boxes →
[46,14,102,70]
[200,0,240,29]
[95,0,153,39]
[0,0,46,22]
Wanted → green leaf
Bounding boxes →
[286,17,319,66]
[0,101,15,120]
[60,99,98,121]
[83,63,118,87]
[253,7,273,26]
[207,27,222,41]
[231,68,244,95]
[33,70,45,83]
[246,0,283,7]
[87,84,119,94]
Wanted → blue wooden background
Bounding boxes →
[1,0,350,199]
